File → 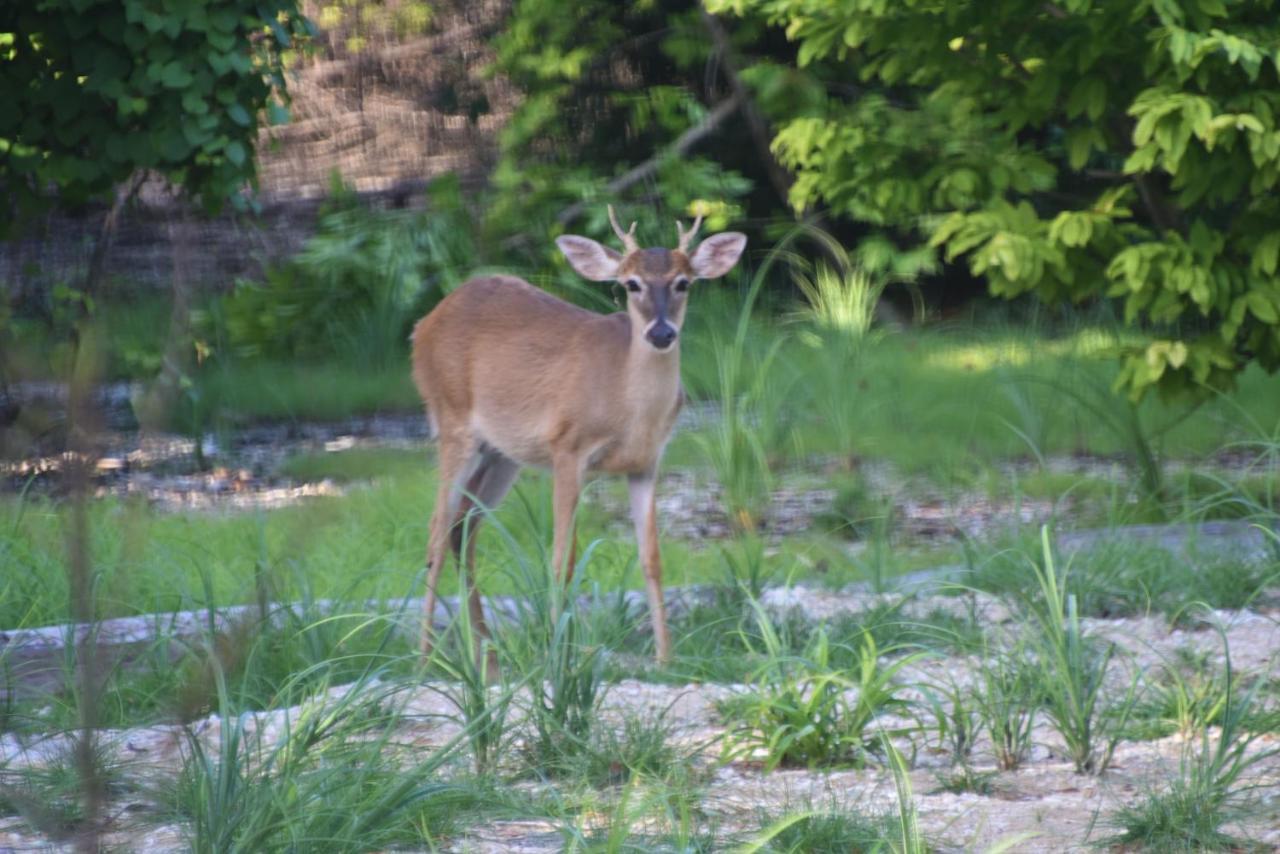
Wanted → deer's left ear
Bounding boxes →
[688,232,747,280]
[556,235,623,281]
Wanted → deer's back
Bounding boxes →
[411,275,630,466]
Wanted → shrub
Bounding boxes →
[1104,619,1279,850]
[722,603,922,770]
[217,173,474,365]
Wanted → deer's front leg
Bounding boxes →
[551,455,582,582]
[628,472,671,664]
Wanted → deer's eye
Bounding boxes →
[673,278,689,293]
[626,279,642,294]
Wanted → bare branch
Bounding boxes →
[701,11,795,207]
[555,92,744,228]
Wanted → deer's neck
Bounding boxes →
[615,328,681,455]
[580,315,684,475]
[625,323,680,391]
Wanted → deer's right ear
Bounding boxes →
[556,235,623,282]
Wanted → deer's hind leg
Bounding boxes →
[421,429,480,658]
[448,450,520,674]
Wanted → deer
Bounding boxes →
[411,206,746,666]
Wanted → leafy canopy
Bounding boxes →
[709,0,1280,398]
[0,0,310,234]
[486,0,757,249]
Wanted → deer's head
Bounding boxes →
[556,207,747,352]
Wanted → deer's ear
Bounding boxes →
[688,232,747,280]
[556,235,623,281]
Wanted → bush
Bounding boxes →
[721,603,922,771]
[218,173,474,365]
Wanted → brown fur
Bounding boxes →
[412,275,682,473]
[412,223,745,667]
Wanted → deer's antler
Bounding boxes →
[675,214,704,254]
[607,205,640,254]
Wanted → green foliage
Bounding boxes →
[1023,528,1136,775]
[750,808,907,854]
[721,602,921,771]
[168,670,489,853]
[694,249,796,531]
[969,536,1278,622]
[789,229,893,340]
[695,327,789,531]
[490,536,621,780]
[487,0,756,248]
[1124,647,1230,740]
[217,175,473,364]
[710,0,1280,399]
[427,606,521,777]
[312,0,434,56]
[1104,620,1280,851]
[923,677,979,768]
[0,0,309,232]
[932,766,998,798]
[558,772,716,852]
[968,646,1039,772]
[572,711,687,789]
[0,739,132,839]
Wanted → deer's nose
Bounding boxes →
[647,323,677,350]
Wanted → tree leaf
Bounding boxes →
[1246,291,1278,323]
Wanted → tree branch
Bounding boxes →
[83,172,146,305]
[555,91,744,227]
[701,10,796,208]
[1132,172,1185,235]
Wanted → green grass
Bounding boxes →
[749,321,1280,483]
[13,290,1280,481]
[13,280,1280,851]
[1020,528,1134,775]
[0,737,136,839]
[748,743,928,853]
[0,453,942,628]
[1102,619,1280,851]
[1,593,555,849]
[158,653,532,854]
[719,602,922,771]
[752,808,911,853]
[3,598,416,735]
[197,334,1280,487]
[2,480,435,626]
[969,645,1038,772]
[276,448,429,483]
[199,359,421,423]
[963,528,1279,622]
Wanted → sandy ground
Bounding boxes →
[3,588,1278,852]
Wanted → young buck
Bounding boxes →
[411,207,746,663]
